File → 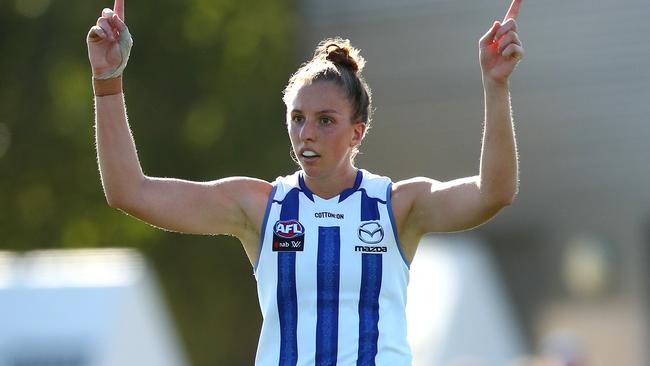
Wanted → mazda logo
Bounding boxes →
[358,222,384,244]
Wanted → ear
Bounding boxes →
[350,121,367,147]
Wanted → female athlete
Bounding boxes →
[87,0,523,364]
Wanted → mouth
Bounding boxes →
[299,149,321,162]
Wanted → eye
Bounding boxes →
[319,117,333,125]
[291,114,305,124]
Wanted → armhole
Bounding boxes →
[254,184,278,273]
[386,182,410,269]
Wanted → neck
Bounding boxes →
[303,165,358,199]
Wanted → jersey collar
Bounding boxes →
[298,169,363,203]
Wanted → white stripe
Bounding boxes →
[295,193,318,365]
[336,237,363,364]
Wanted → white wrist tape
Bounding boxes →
[95,26,134,80]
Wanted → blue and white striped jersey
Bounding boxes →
[254,169,412,366]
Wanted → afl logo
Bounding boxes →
[274,220,304,239]
[358,222,384,244]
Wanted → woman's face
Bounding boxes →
[286,81,365,179]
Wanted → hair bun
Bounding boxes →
[317,38,365,73]
[325,44,358,72]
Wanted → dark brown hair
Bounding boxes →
[283,38,373,126]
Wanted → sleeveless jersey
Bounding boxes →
[254,169,412,366]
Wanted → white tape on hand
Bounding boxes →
[95,26,134,80]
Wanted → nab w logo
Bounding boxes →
[274,220,304,239]
[358,221,384,244]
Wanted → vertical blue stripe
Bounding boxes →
[361,190,380,221]
[339,169,364,202]
[280,188,300,221]
[315,226,341,365]
[298,173,314,201]
[358,189,382,365]
[278,188,300,366]
[357,254,382,366]
[278,253,298,366]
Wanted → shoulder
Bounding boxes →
[228,171,304,199]
[390,177,443,231]
[358,169,393,198]
[210,176,274,233]
[229,174,288,253]
[356,171,444,213]
[387,177,443,261]
[391,176,443,201]
[224,176,274,202]
[205,176,273,207]
[237,171,310,221]
[266,170,301,201]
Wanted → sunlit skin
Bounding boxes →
[481,0,523,85]
[88,0,524,266]
[286,81,366,199]
[504,0,521,24]
[114,0,124,20]
[87,0,127,77]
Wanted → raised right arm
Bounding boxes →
[88,7,271,242]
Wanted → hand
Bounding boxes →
[86,0,131,78]
[479,0,524,86]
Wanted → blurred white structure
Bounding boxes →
[0,248,188,366]
[407,235,525,366]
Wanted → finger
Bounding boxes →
[479,21,501,47]
[102,8,114,18]
[495,18,517,41]
[502,43,524,60]
[97,17,116,41]
[114,0,124,21]
[497,31,521,54]
[88,26,106,42]
[110,13,127,32]
[503,0,522,22]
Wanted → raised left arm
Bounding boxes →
[478,14,523,213]
[395,7,524,242]
[476,2,524,216]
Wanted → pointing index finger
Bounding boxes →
[114,0,124,21]
[503,0,522,21]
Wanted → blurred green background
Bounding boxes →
[5,0,649,364]
[0,0,298,364]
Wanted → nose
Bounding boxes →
[299,118,317,142]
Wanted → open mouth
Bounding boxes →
[301,150,321,159]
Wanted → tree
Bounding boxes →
[0,0,297,363]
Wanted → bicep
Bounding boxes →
[120,176,271,237]
[398,176,505,234]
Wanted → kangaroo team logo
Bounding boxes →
[273,220,305,251]
[358,222,384,244]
